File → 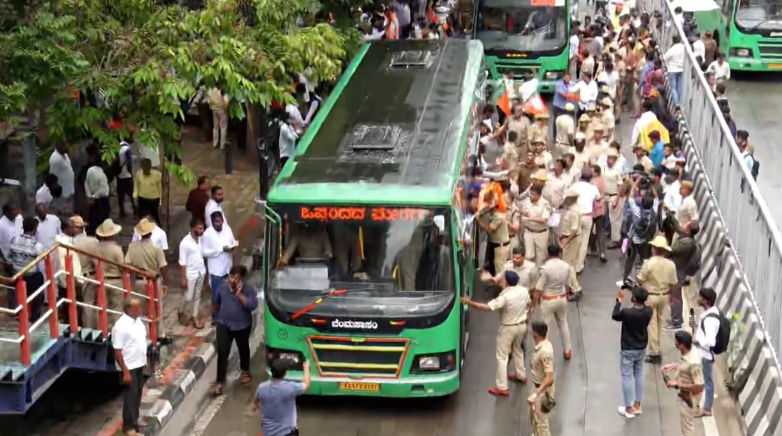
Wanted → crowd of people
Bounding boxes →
[456,5,734,436]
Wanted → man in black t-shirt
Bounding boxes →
[612,285,653,419]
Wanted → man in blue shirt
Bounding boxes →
[210,265,258,396]
[553,73,575,138]
[648,130,665,169]
[254,358,311,436]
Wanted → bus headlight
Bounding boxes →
[266,346,305,370]
[419,356,441,370]
[411,351,456,373]
[730,48,753,58]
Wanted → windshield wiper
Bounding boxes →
[289,287,373,320]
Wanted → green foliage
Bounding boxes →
[0,0,356,184]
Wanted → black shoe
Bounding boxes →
[600,254,607,263]
[158,336,173,347]
[644,354,661,364]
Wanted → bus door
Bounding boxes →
[263,204,283,291]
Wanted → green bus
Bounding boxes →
[261,39,486,397]
[681,0,782,71]
[471,0,571,92]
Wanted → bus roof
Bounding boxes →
[269,39,485,207]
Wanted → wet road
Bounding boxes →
[724,72,782,230]
[198,250,703,436]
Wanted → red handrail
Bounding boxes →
[1,247,161,367]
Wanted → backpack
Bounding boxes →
[635,208,657,242]
[751,159,760,180]
[701,311,731,355]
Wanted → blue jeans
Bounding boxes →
[702,357,715,410]
[209,274,228,322]
[621,349,646,408]
[668,72,683,107]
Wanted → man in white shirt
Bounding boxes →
[55,218,85,291]
[36,174,59,207]
[706,53,731,85]
[279,115,299,168]
[49,143,75,216]
[597,62,620,102]
[663,175,683,222]
[202,212,237,323]
[131,213,169,251]
[694,288,720,418]
[35,203,61,249]
[85,162,111,236]
[116,141,136,218]
[664,35,686,107]
[286,103,306,135]
[691,32,706,67]
[631,100,659,147]
[204,185,227,229]
[179,218,206,329]
[572,169,601,273]
[0,202,22,262]
[568,30,580,78]
[569,72,599,112]
[112,298,148,436]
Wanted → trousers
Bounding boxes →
[620,348,646,408]
[216,324,251,383]
[541,297,572,352]
[608,196,625,242]
[213,110,229,148]
[576,216,593,272]
[122,367,145,433]
[678,396,696,436]
[524,229,549,267]
[495,323,527,390]
[561,234,582,294]
[137,197,161,224]
[647,294,668,355]
[531,391,552,436]
[493,244,510,278]
[181,272,206,318]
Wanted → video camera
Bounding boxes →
[618,277,640,290]
[629,170,652,188]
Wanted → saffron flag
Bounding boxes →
[493,80,512,116]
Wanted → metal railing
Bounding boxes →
[0,243,161,366]
[636,0,782,372]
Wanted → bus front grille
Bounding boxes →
[758,43,782,59]
[494,63,540,79]
[307,336,410,377]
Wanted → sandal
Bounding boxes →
[209,383,224,397]
[240,371,252,385]
[192,318,204,330]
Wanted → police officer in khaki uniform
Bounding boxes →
[529,112,550,152]
[462,270,531,396]
[600,97,616,143]
[578,113,594,145]
[662,331,704,436]
[558,189,582,300]
[638,235,678,364]
[476,189,511,276]
[486,246,538,290]
[520,184,551,267]
[603,149,625,246]
[533,137,553,171]
[544,163,568,210]
[504,191,522,252]
[554,103,576,160]
[528,321,556,436]
[534,246,573,361]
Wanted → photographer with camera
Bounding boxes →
[613,284,653,418]
[622,171,658,280]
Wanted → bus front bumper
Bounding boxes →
[277,371,460,397]
[728,57,782,72]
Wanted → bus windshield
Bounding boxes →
[736,0,782,31]
[266,206,456,318]
[475,0,568,53]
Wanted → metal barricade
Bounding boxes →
[636,0,782,373]
[0,244,160,366]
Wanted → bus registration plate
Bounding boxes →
[769,64,782,69]
[339,382,380,392]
